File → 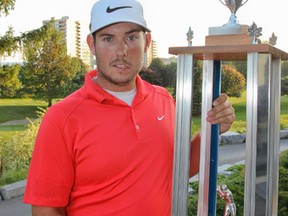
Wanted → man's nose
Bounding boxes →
[115,40,128,57]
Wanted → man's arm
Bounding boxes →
[32,206,67,216]
[190,133,201,177]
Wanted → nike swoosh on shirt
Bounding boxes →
[157,115,165,121]
[106,6,132,13]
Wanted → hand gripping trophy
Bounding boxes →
[217,184,237,216]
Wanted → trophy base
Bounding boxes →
[205,24,252,46]
[208,23,247,35]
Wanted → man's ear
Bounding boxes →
[87,34,96,55]
[144,32,152,53]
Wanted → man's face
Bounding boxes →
[88,22,151,91]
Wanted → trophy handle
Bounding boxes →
[219,0,249,7]
[241,0,249,6]
[218,0,227,7]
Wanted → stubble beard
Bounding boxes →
[98,69,137,87]
[97,59,139,87]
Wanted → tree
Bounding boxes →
[281,76,288,96]
[221,64,246,97]
[148,58,165,85]
[163,61,177,87]
[223,61,247,79]
[139,67,162,86]
[0,27,19,56]
[149,58,165,71]
[149,58,177,88]
[191,60,203,115]
[0,0,15,16]
[282,61,288,77]
[0,64,21,97]
[64,57,89,95]
[20,20,77,106]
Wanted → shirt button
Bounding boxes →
[135,124,140,130]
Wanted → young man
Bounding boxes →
[24,0,235,215]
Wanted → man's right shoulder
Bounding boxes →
[45,88,88,122]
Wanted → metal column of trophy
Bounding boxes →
[206,0,252,45]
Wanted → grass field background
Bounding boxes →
[0,92,287,139]
[0,94,287,185]
[0,99,46,140]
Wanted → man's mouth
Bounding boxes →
[111,59,131,69]
[114,63,129,69]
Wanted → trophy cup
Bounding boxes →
[219,0,248,25]
[205,0,252,45]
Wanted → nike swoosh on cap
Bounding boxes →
[106,6,132,13]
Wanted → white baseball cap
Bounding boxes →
[90,0,151,34]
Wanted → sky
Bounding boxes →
[0,0,287,58]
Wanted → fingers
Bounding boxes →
[212,93,228,107]
[206,93,235,134]
[207,94,234,122]
[207,102,235,124]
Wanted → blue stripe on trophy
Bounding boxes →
[208,60,221,216]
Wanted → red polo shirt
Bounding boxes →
[24,71,175,215]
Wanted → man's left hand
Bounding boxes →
[206,93,235,134]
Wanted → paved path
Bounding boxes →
[0,196,30,216]
[0,119,33,126]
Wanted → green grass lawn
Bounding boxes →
[280,95,288,129]
[0,96,287,186]
[0,98,47,123]
[0,98,46,139]
[229,92,288,132]
[0,94,287,138]
[229,91,247,133]
[192,91,288,134]
[0,125,28,140]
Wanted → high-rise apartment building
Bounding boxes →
[144,40,158,67]
[43,16,94,69]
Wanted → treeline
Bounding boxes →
[1,19,287,109]
[0,21,88,107]
[140,59,247,114]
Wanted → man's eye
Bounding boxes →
[103,37,113,42]
[127,35,137,41]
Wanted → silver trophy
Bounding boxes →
[219,0,248,25]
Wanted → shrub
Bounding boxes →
[281,76,288,96]
[279,150,288,215]
[221,64,246,98]
[188,150,288,215]
[0,107,46,186]
[188,164,245,216]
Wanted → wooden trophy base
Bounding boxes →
[205,24,252,46]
